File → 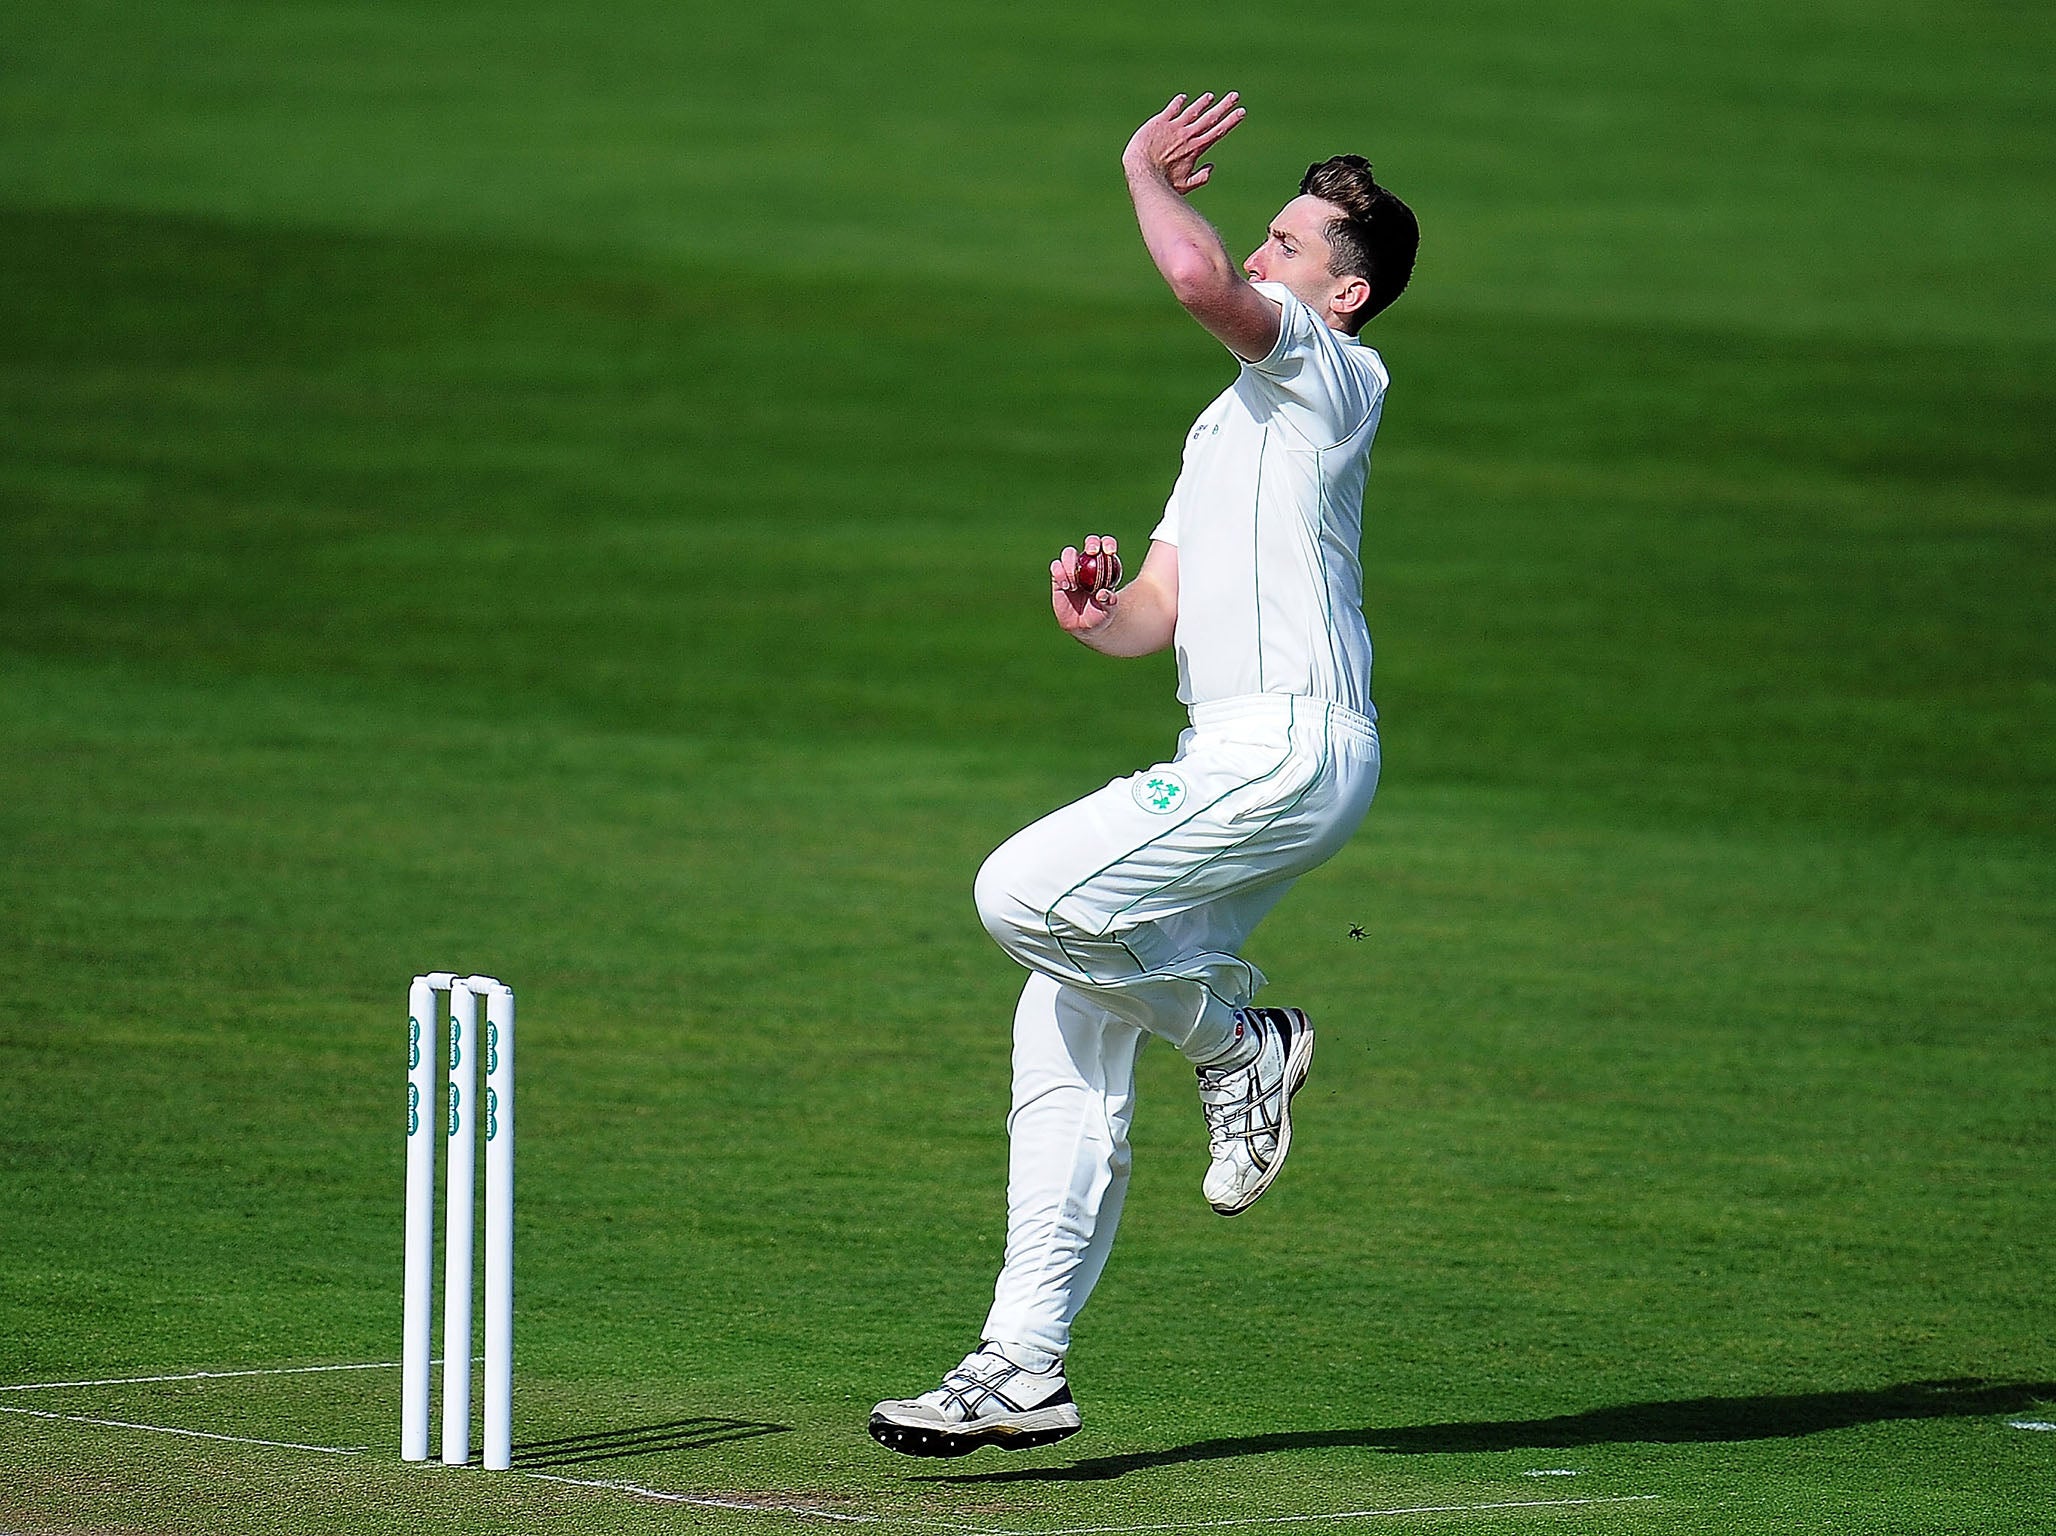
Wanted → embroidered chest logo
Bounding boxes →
[1134,772,1188,815]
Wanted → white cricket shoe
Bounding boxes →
[1196,1007,1316,1215]
[868,1344,1081,1458]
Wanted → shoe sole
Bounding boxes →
[867,1406,1082,1458]
[1210,1008,1315,1217]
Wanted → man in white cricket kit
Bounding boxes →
[871,91,1419,1457]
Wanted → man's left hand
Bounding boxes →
[1122,91,1246,196]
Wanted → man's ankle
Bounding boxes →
[988,1340,1062,1375]
[1196,1011,1263,1072]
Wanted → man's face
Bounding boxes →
[1245,194,1352,323]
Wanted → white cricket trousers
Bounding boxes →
[972,693,1380,1361]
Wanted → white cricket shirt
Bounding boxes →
[1151,280,1388,717]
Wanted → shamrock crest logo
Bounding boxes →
[1133,772,1187,815]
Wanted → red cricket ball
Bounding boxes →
[1075,548,1122,591]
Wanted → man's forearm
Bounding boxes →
[1121,124,1281,361]
[1123,155,1240,309]
[1074,572,1176,657]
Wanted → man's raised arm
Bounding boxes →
[1121,92,1282,362]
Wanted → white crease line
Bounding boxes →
[512,1477,1660,1534]
[0,1404,365,1456]
[0,1360,403,1393]
[523,1470,878,1522]
[930,1496,1662,1535]
[1,1364,1659,1533]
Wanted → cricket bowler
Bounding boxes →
[871,89,1419,1456]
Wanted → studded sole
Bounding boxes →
[867,1413,1081,1458]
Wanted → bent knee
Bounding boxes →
[975,845,1045,950]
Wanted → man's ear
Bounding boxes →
[1331,274,1372,328]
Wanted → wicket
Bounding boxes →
[403,972,515,1469]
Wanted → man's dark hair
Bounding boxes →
[1299,155,1418,331]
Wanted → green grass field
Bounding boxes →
[3,2,2052,1532]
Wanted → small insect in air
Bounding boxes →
[1348,925,1365,941]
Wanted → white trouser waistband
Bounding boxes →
[1187,693,1378,745]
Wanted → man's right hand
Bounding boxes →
[1049,536,1180,658]
[1052,533,1122,635]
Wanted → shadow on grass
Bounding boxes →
[915,1378,2056,1484]
[512,1417,790,1468]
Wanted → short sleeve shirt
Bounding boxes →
[1151,281,1388,716]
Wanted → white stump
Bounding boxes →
[480,979,515,1471]
[400,975,440,1462]
[440,980,478,1466]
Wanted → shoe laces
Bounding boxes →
[945,1346,1018,1387]
[932,1346,1050,1420]
[1196,1022,1282,1153]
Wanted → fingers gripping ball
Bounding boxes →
[1074,548,1123,593]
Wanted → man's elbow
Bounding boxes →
[1125,579,1179,656]
[1162,246,1238,310]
